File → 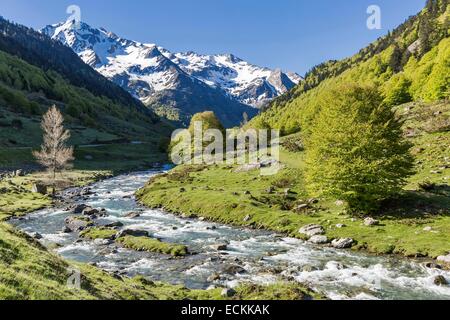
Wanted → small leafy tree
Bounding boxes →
[170,111,225,163]
[33,105,74,185]
[188,111,225,134]
[305,84,414,213]
[384,74,412,106]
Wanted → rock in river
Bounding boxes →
[72,204,89,214]
[207,274,221,282]
[62,226,72,233]
[434,275,448,286]
[124,212,142,219]
[65,216,93,232]
[82,207,99,216]
[210,244,228,251]
[29,232,42,240]
[104,221,124,228]
[223,265,246,275]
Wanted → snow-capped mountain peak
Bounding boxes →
[168,51,302,106]
[42,20,302,111]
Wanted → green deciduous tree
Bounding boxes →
[384,74,412,106]
[305,84,414,213]
[188,111,225,134]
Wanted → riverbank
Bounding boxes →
[1,166,322,300]
[136,160,449,261]
[136,107,450,262]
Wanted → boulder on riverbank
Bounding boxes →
[123,212,142,219]
[437,254,450,269]
[299,224,325,237]
[331,238,354,249]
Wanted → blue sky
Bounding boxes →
[0,0,426,74]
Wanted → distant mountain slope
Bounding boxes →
[0,17,150,116]
[42,20,301,126]
[0,18,173,148]
[163,50,302,106]
[249,0,449,134]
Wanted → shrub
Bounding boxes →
[305,84,415,213]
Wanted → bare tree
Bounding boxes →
[33,105,74,187]
[241,112,249,127]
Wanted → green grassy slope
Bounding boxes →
[137,100,450,259]
[0,50,173,147]
[0,49,174,171]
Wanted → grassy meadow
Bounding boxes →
[137,101,450,259]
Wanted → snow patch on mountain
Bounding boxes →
[42,20,302,108]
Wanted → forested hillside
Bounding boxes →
[0,18,173,150]
[0,17,148,113]
[250,0,449,134]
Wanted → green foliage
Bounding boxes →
[170,111,226,161]
[137,98,450,257]
[0,50,173,146]
[406,38,450,101]
[384,74,412,106]
[137,130,450,259]
[188,111,225,134]
[304,85,415,213]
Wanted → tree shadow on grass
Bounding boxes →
[378,188,450,221]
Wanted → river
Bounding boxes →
[10,169,450,300]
